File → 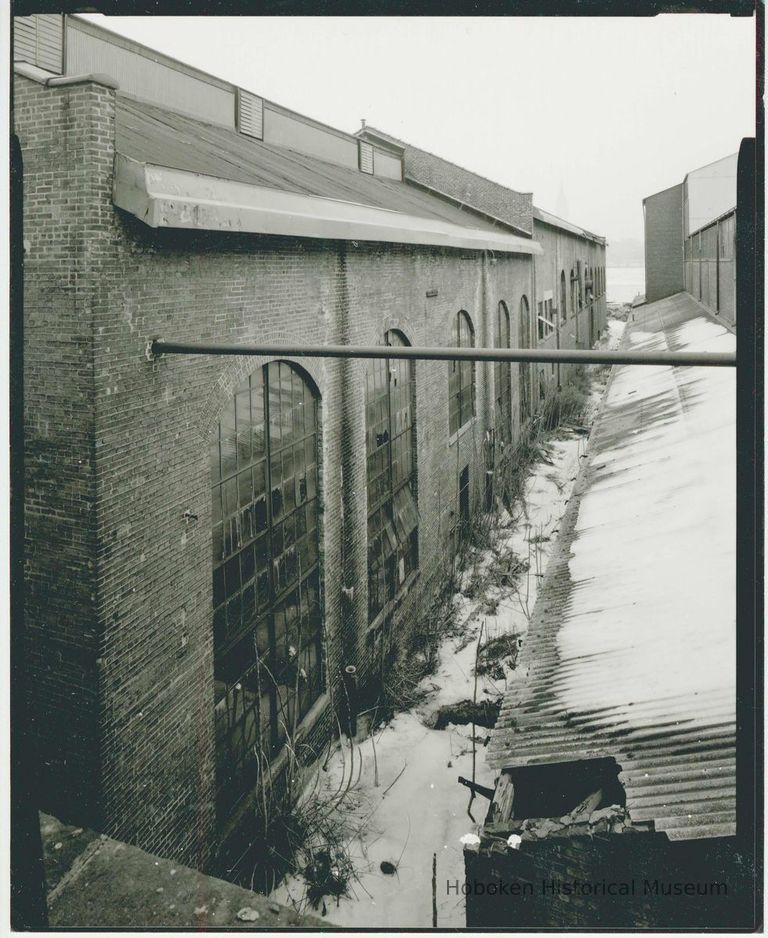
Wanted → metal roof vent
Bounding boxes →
[359,140,374,175]
[14,14,64,74]
[236,89,264,140]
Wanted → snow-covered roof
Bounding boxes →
[488,292,736,842]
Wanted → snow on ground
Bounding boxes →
[270,314,626,928]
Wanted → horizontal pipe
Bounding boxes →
[150,339,736,368]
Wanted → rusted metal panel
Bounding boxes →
[487,293,736,843]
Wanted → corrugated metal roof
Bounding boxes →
[487,292,736,842]
[532,205,605,244]
[114,95,523,240]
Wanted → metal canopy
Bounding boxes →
[149,339,736,368]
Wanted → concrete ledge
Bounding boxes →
[41,813,328,928]
[46,73,120,90]
[13,62,119,90]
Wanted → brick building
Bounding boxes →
[14,14,606,873]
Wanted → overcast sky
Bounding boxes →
[79,13,755,247]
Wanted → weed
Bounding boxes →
[475,633,522,680]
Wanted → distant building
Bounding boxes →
[643,154,737,321]
[14,13,606,879]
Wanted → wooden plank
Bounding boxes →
[489,771,515,824]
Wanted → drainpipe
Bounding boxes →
[341,665,358,737]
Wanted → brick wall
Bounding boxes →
[17,74,548,868]
[16,74,115,826]
[464,832,749,928]
[531,219,608,392]
[643,183,684,303]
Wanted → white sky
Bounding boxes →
[74,14,756,244]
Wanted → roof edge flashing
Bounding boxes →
[113,157,543,255]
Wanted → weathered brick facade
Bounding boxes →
[16,27,608,869]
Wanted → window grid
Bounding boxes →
[211,362,322,812]
[449,312,476,436]
[537,299,555,340]
[494,302,512,443]
[366,331,418,623]
[570,269,578,316]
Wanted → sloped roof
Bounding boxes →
[533,205,606,244]
[357,126,534,236]
[113,95,541,254]
[488,292,736,842]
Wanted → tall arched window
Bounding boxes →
[570,269,577,316]
[449,311,475,436]
[366,331,418,623]
[518,295,531,425]
[211,361,322,812]
[560,271,567,323]
[495,302,512,443]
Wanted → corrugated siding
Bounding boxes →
[66,21,235,128]
[13,14,63,73]
[237,90,263,140]
[14,17,37,63]
[488,293,736,842]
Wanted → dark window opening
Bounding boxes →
[489,758,626,823]
[518,295,531,425]
[560,270,567,323]
[366,330,418,623]
[494,301,512,443]
[449,311,476,435]
[570,268,578,316]
[457,465,471,543]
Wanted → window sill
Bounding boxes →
[267,690,331,783]
[367,568,421,634]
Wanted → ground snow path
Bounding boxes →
[271,321,624,927]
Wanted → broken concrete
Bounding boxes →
[41,814,328,929]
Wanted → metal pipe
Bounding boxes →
[150,339,736,368]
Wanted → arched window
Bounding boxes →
[365,331,418,623]
[211,361,322,812]
[570,269,577,316]
[519,295,531,425]
[449,311,475,436]
[560,271,567,323]
[495,302,512,443]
